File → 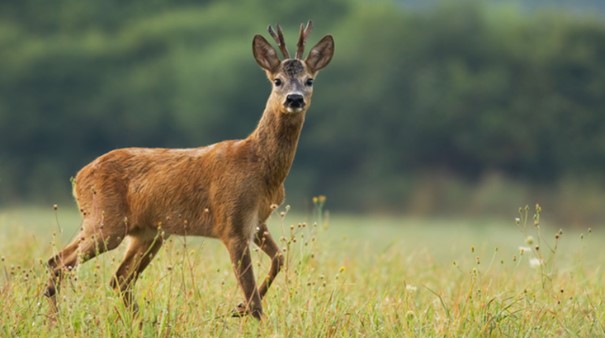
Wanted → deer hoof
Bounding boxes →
[232,303,263,320]
[130,302,140,314]
[44,286,56,297]
[231,303,248,317]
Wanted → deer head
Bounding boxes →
[252,20,334,114]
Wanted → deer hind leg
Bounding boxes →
[254,223,284,299]
[45,218,124,314]
[226,238,263,320]
[110,231,165,311]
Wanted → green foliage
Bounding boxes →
[1,1,605,219]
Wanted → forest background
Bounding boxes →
[2,0,605,225]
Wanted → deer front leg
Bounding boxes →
[254,223,283,299]
[225,238,263,320]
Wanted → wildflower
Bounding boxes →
[525,236,534,245]
[405,284,417,293]
[529,258,543,268]
[518,246,531,254]
[406,310,415,321]
[339,266,346,273]
[515,217,520,224]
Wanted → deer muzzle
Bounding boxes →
[285,94,305,113]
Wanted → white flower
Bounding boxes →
[529,258,543,268]
[518,246,531,254]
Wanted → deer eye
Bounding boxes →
[273,78,283,87]
[305,78,314,87]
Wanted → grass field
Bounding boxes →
[0,203,604,336]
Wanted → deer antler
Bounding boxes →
[267,24,290,59]
[295,20,313,59]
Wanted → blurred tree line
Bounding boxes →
[1,0,605,222]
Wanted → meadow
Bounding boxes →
[0,203,603,336]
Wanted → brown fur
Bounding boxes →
[45,24,334,320]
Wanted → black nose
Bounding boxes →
[285,94,305,108]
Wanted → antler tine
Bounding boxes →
[267,24,290,59]
[295,20,313,59]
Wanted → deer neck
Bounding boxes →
[249,100,305,188]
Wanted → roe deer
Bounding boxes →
[44,21,333,320]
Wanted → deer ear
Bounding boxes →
[305,35,334,72]
[253,35,281,72]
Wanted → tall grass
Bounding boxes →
[0,203,603,336]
